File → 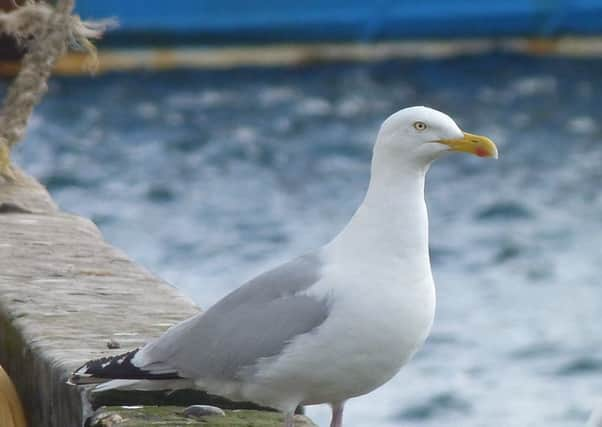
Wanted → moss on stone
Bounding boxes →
[91,406,317,426]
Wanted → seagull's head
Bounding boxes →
[375,106,498,169]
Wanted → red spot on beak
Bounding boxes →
[475,146,489,157]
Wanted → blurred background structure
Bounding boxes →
[2,1,602,72]
[1,1,601,426]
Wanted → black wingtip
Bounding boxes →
[68,348,181,385]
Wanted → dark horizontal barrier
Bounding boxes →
[76,0,602,45]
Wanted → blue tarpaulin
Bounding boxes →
[76,0,602,44]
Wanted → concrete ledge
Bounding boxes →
[0,168,298,426]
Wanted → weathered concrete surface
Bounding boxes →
[90,407,317,427]
[0,168,300,426]
[0,167,199,426]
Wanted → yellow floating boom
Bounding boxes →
[1,37,602,77]
[0,365,27,427]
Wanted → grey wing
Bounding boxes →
[136,253,330,381]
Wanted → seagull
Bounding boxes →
[69,106,498,427]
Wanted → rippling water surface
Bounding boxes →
[12,54,602,426]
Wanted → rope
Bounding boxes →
[0,0,110,180]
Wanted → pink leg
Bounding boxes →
[330,402,345,427]
[283,411,295,427]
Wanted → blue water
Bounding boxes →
[12,54,602,426]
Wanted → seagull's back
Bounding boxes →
[134,253,330,391]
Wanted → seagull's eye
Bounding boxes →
[413,121,427,131]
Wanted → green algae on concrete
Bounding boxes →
[90,406,317,426]
[90,389,271,412]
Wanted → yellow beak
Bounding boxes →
[439,132,498,159]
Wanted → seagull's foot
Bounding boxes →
[282,411,318,427]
